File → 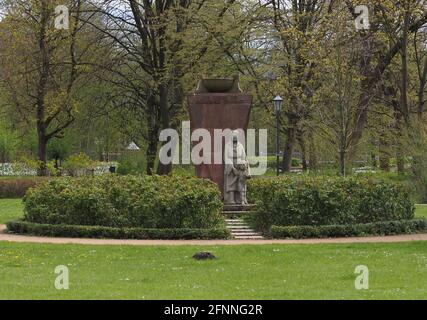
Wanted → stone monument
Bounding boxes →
[187,75,252,199]
[224,130,251,205]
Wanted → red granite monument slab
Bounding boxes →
[187,78,252,196]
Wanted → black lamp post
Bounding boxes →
[273,96,283,176]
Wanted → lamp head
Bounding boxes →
[273,95,283,112]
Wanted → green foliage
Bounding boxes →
[266,156,301,169]
[47,138,72,162]
[291,158,300,167]
[0,122,18,162]
[173,165,196,177]
[46,160,60,177]
[62,153,96,176]
[117,151,146,175]
[356,171,420,201]
[0,177,49,198]
[406,122,427,203]
[17,156,42,172]
[270,219,427,239]
[248,176,415,231]
[23,175,224,229]
[7,220,230,240]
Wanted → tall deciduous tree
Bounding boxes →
[0,0,99,175]
[84,0,237,175]
[344,0,427,156]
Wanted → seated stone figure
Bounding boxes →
[224,131,251,205]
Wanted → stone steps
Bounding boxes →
[224,205,256,212]
[231,234,264,240]
[225,218,264,240]
[223,204,263,239]
[223,211,253,215]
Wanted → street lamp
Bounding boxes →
[273,96,283,176]
[126,142,140,151]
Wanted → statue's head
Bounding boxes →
[232,130,239,143]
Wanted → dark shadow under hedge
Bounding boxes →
[6,220,231,240]
[269,219,427,239]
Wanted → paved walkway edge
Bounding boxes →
[1,224,427,246]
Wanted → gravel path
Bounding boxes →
[1,224,427,246]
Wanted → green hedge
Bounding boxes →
[7,220,230,240]
[248,176,415,231]
[269,219,427,239]
[23,175,224,229]
[0,177,49,198]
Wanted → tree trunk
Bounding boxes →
[37,130,48,176]
[394,106,405,175]
[146,97,159,175]
[297,131,307,171]
[157,82,172,175]
[371,152,377,168]
[35,0,49,177]
[146,133,158,175]
[339,149,346,176]
[157,144,172,175]
[395,120,405,174]
[379,136,390,172]
[308,132,318,171]
[400,10,410,123]
[282,124,297,172]
[396,145,405,174]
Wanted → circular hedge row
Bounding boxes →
[248,176,415,231]
[23,175,224,229]
[7,220,231,240]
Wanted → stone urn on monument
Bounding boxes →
[187,75,253,207]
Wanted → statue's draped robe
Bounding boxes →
[224,141,249,192]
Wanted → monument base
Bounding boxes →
[223,204,256,212]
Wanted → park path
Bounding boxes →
[1,224,427,246]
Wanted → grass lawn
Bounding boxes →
[0,241,426,299]
[415,205,427,219]
[0,198,426,299]
[0,199,24,224]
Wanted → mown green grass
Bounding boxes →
[0,241,426,299]
[415,205,427,219]
[0,199,427,299]
[0,198,24,224]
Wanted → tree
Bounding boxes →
[414,28,427,118]
[83,0,237,175]
[265,0,334,172]
[0,0,100,175]
[313,6,361,176]
[344,0,427,156]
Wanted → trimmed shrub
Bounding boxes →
[23,175,224,229]
[248,176,415,231]
[0,177,49,198]
[62,153,96,177]
[7,220,230,240]
[269,219,427,239]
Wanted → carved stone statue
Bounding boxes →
[224,131,251,205]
